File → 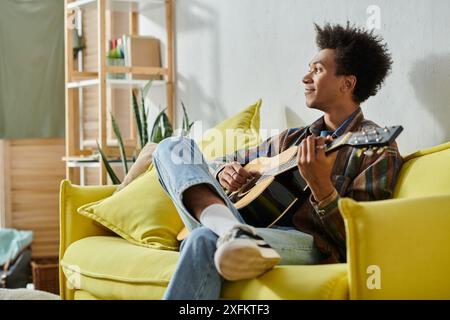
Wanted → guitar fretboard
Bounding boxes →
[255,157,298,184]
[252,134,345,184]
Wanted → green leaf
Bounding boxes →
[140,89,148,146]
[150,109,167,143]
[96,140,121,185]
[110,112,128,174]
[139,81,152,146]
[150,108,174,143]
[132,91,144,149]
[142,80,153,98]
[161,112,174,139]
[181,101,188,133]
[181,101,194,135]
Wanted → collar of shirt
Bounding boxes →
[310,107,362,139]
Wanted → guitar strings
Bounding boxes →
[252,157,298,185]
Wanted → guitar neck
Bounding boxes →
[265,133,351,176]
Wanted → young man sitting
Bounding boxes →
[153,23,403,300]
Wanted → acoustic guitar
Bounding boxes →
[228,125,404,228]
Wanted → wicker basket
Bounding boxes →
[31,257,59,295]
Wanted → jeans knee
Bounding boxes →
[183,227,218,254]
[154,136,200,165]
[154,137,184,161]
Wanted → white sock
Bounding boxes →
[199,204,241,237]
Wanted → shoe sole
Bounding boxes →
[214,239,281,281]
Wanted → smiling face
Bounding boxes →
[302,49,348,112]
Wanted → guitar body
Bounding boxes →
[233,169,309,227]
[230,147,309,227]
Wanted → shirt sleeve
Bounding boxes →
[309,145,403,251]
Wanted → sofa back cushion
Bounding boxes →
[198,99,261,160]
[393,142,450,199]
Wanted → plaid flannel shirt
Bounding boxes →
[209,108,403,263]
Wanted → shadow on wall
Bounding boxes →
[141,0,225,127]
[409,53,450,142]
[284,106,307,129]
[177,73,227,126]
[175,0,225,127]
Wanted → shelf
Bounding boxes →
[63,155,99,162]
[66,78,99,88]
[107,66,168,76]
[67,66,168,88]
[67,0,165,11]
[67,0,96,10]
[66,78,166,89]
[72,71,99,80]
[108,79,166,88]
[82,139,136,147]
[63,155,134,168]
[66,160,133,168]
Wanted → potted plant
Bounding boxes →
[97,81,194,184]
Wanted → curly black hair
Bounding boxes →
[314,22,393,103]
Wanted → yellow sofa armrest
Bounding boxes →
[59,180,117,254]
[339,195,450,300]
[59,180,117,299]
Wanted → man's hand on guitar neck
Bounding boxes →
[297,135,338,203]
[218,162,257,193]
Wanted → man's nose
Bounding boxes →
[302,72,313,85]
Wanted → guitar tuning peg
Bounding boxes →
[375,131,381,142]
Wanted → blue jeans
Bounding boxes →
[153,136,324,300]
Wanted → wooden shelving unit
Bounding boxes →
[64,0,174,185]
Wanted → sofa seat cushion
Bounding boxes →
[61,236,179,300]
[222,264,348,300]
[62,236,349,300]
[74,290,100,300]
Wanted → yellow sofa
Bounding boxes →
[59,142,450,300]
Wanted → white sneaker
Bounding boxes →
[214,224,281,281]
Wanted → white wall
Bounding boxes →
[140,0,450,155]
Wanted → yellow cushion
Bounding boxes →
[77,100,262,251]
[339,195,450,300]
[77,169,184,250]
[74,290,100,300]
[393,142,450,198]
[198,98,262,160]
[61,236,179,300]
[223,264,348,300]
[62,236,348,300]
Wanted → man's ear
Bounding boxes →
[341,75,357,93]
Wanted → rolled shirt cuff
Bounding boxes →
[309,188,339,217]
